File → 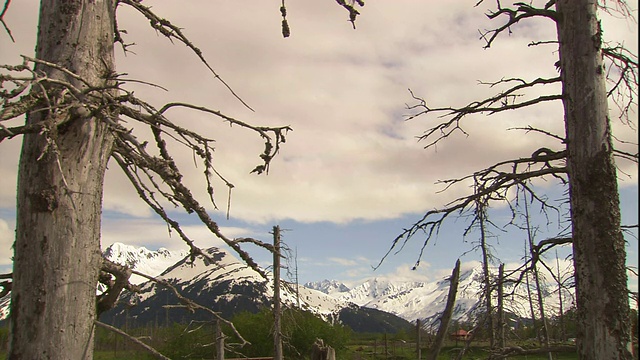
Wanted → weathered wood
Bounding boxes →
[311,339,335,360]
[555,1,632,358]
[10,1,116,359]
[426,259,460,360]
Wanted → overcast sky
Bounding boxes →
[0,1,637,289]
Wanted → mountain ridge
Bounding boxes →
[1,242,567,333]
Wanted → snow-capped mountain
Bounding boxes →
[0,243,189,322]
[2,242,566,333]
[101,246,411,333]
[304,279,351,296]
[103,242,190,285]
[109,246,348,320]
[336,268,485,324]
[309,267,566,327]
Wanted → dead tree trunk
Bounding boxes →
[273,225,283,360]
[416,319,422,360]
[10,1,116,359]
[496,264,506,349]
[555,1,632,358]
[426,259,461,360]
[216,320,225,360]
[555,250,566,342]
[311,339,335,360]
[476,192,495,348]
[524,242,539,342]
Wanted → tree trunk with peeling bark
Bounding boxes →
[555,1,632,358]
[10,0,116,359]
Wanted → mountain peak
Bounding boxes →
[304,279,351,296]
[102,242,190,284]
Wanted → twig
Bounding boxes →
[0,0,14,42]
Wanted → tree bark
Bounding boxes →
[10,1,116,359]
[555,1,632,358]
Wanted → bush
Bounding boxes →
[228,308,352,359]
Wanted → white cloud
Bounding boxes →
[100,217,257,252]
[0,2,637,287]
[0,219,14,267]
[328,257,360,267]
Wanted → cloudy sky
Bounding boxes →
[0,1,637,289]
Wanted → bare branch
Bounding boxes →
[377,148,567,269]
[128,268,251,347]
[95,321,172,360]
[118,0,255,111]
[0,0,14,42]
[489,345,576,359]
[97,258,137,315]
[335,0,365,29]
[603,44,639,125]
[406,76,562,149]
[475,1,558,48]
[280,0,290,38]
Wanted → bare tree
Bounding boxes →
[381,1,637,358]
[0,0,362,359]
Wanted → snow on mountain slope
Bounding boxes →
[0,243,190,321]
[103,242,189,284]
[329,268,484,323]
[304,279,351,296]
[309,266,566,326]
[1,242,567,330]
[127,246,348,317]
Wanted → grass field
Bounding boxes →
[0,344,579,360]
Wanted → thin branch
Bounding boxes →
[603,44,639,125]
[335,0,365,29]
[128,268,250,347]
[376,149,567,269]
[475,1,558,49]
[0,0,14,42]
[118,0,255,111]
[406,76,562,149]
[95,321,172,360]
[489,345,576,359]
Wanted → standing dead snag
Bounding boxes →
[10,1,117,358]
[556,1,633,358]
[382,1,637,359]
[426,259,461,360]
